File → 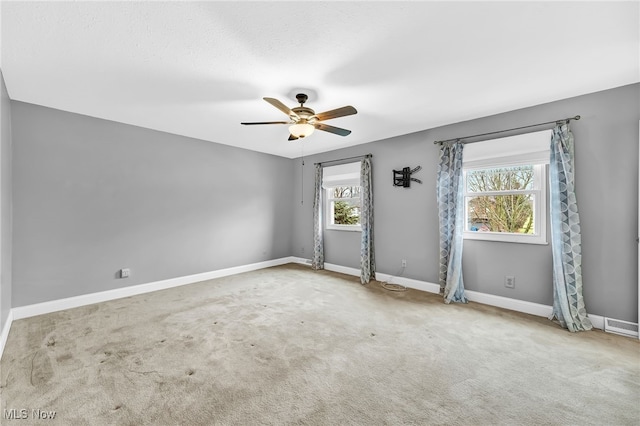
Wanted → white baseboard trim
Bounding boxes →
[0,309,13,360]
[589,314,605,331]
[376,271,442,294]
[465,290,607,331]
[465,290,553,318]
[11,257,296,321]
[300,260,610,331]
[323,261,442,294]
[290,256,312,266]
[1,257,624,364]
[325,262,360,277]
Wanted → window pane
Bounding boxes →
[332,186,361,199]
[467,194,534,234]
[332,200,361,225]
[467,166,534,192]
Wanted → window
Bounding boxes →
[326,186,361,230]
[463,130,550,244]
[323,162,361,231]
[464,164,546,243]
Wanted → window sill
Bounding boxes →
[326,225,362,232]
[464,231,548,245]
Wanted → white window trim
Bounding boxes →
[463,163,547,245]
[325,187,362,232]
[327,224,362,232]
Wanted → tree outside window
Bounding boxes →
[327,186,361,229]
[466,166,535,234]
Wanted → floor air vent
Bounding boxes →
[604,317,639,338]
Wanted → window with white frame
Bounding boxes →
[323,162,362,231]
[463,130,551,244]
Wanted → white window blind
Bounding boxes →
[322,162,360,188]
[463,129,552,169]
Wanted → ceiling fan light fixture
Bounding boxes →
[289,122,315,138]
[242,95,357,141]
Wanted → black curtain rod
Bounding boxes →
[315,153,372,166]
[433,115,580,145]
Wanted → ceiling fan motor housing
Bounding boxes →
[292,106,316,122]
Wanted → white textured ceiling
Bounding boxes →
[1,1,638,158]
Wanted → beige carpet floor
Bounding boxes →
[1,264,638,425]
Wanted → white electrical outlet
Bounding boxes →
[401,259,407,267]
[504,275,515,288]
[120,268,130,279]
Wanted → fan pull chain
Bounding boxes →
[300,142,305,205]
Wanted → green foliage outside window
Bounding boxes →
[333,201,360,225]
[331,186,361,226]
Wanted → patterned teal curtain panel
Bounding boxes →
[360,157,375,284]
[437,142,467,304]
[549,124,592,332]
[312,164,324,270]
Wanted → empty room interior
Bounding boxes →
[0,1,639,425]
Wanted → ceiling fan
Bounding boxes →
[241,93,357,141]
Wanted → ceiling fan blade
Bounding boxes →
[241,121,289,125]
[264,97,300,119]
[315,106,357,121]
[314,123,352,136]
[288,134,299,141]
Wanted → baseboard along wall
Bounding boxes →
[0,309,13,361]
[11,257,297,320]
[1,257,635,361]
[289,257,611,332]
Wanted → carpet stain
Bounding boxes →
[29,350,54,386]
[242,313,260,322]
[180,334,195,349]
[56,353,73,363]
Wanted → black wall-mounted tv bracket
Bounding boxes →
[393,166,422,188]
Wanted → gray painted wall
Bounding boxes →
[11,102,293,307]
[292,84,639,323]
[6,84,639,324]
[1,69,12,332]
